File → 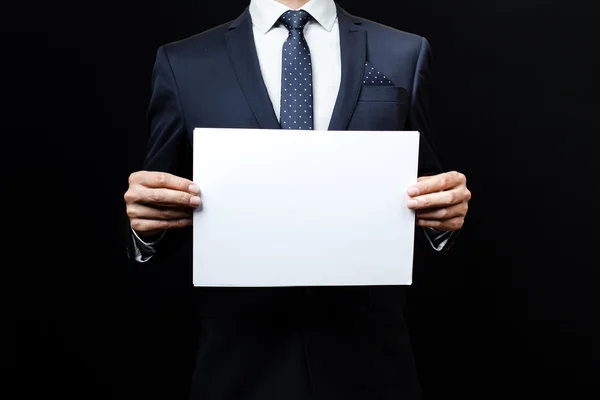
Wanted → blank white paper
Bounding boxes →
[192,128,420,287]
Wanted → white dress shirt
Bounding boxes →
[132,0,450,262]
[250,0,340,131]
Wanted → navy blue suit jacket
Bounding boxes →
[131,5,444,400]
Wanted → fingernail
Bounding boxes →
[407,199,418,209]
[407,187,419,196]
[189,184,200,194]
[190,196,201,206]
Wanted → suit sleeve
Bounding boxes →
[408,37,458,252]
[144,46,192,176]
[408,37,442,177]
[124,46,192,261]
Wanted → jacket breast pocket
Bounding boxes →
[347,86,410,131]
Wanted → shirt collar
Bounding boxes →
[249,0,337,34]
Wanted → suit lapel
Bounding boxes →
[327,6,366,131]
[226,9,281,129]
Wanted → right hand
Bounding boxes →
[124,171,201,237]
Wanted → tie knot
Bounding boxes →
[279,9,312,31]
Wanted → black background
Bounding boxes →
[6,0,600,399]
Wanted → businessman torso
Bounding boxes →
[140,4,440,400]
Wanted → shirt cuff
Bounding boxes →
[423,227,452,251]
[131,229,165,263]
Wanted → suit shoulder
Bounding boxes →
[354,16,428,50]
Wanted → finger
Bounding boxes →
[416,203,467,220]
[407,175,433,196]
[416,216,464,231]
[130,171,200,194]
[407,189,461,210]
[127,204,193,221]
[130,218,193,234]
[138,187,201,207]
[408,171,465,196]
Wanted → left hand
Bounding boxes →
[406,171,471,231]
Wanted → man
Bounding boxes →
[124,0,471,398]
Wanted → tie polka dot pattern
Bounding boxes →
[363,61,394,86]
[279,10,313,130]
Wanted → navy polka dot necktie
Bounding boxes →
[279,10,313,130]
